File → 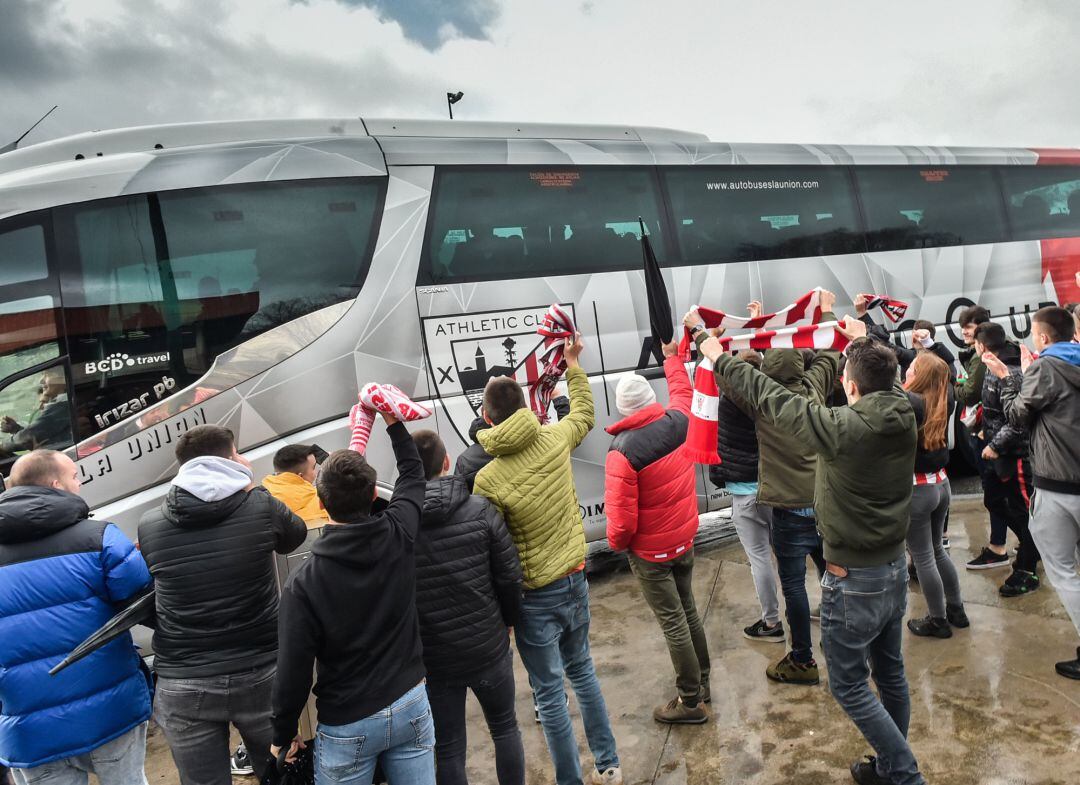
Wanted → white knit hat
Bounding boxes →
[615,373,657,416]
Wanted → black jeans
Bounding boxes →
[772,509,825,663]
[425,650,524,785]
[982,457,1041,573]
[154,664,276,785]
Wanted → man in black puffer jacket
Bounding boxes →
[973,323,1041,596]
[412,430,524,785]
[138,425,306,785]
[711,350,783,643]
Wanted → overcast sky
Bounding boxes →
[3,0,1080,150]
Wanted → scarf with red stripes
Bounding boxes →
[348,383,432,454]
[532,304,577,424]
[681,321,852,464]
[859,294,909,323]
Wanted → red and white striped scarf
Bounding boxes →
[348,383,432,454]
[677,288,825,358]
[913,468,948,486]
[532,304,577,424]
[859,294,909,323]
[681,322,852,464]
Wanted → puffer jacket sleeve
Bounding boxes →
[485,501,523,627]
[604,450,639,552]
[664,355,692,415]
[100,523,153,603]
[552,366,595,449]
[988,372,1028,455]
[264,490,307,554]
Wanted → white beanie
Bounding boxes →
[615,373,657,416]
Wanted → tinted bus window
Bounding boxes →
[425,168,666,282]
[999,165,1080,240]
[58,178,383,439]
[663,166,863,264]
[0,220,73,465]
[855,166,1006,251]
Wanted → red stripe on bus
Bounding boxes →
[1030,148,1080,165]
[1040,237,1080,304]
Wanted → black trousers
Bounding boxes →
[425,649,524,785]
[982,457,1041,574]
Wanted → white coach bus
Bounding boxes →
[0,118,1075,543]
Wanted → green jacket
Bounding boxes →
[703,317,839,509]
[956,347,986,408]
[474,366,595,589]
[711,352,918,568]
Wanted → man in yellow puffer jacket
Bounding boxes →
[262,445,328,528]
[474,334,622,785]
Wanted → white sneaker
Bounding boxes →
[591,767,623,785]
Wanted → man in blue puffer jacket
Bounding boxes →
[0,449,153,785]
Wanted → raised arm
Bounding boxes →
[662,343,692,416]
[384,418,427,543]
[266,492,307,554]
[551,334,595,449]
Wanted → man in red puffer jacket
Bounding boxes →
[605,339,709,726]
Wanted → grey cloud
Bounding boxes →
[310,0,499,49]
[0,0,75,81]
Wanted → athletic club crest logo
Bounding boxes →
[422,303,577,418]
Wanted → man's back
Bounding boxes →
[138,484,305,678]
[474,365,595,589]
[0,486,152,769]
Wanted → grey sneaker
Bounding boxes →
[653,696,708,725]
[591,766,624,784]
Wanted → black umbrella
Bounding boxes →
[49,590,156,676]
[640,217,674,344]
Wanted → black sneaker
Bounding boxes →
[999,569,1040,597]
[743,619,785,642]
[966,547,1010,570]
[230,746,254,777]
[907,615,952,639]
[941,537,951,550]
[850,756,891,784]
[1055,648,1080,681]
[946,603,970,629]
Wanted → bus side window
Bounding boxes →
[662,166,862,265]
[423,168,667,283]
[854,166,1007,252]
[0,219,73,474]
[58,178,384,441]
[999,165,1080,240]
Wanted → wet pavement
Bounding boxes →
[144,497,1080,785]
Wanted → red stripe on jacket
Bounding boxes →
[604,356,699,561]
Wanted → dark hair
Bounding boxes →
[1033,305,1076,344]
[736,349,763,370]
[175,425,235,465]
[973,322,1007,354]
[317,449,377,520]
[913,319,936,338]
[845,338,898,396]
[8,450,65,488]
[411,430,447,481]
[483,376,527,425]
[273,444,315,473]
[958,305,991,328]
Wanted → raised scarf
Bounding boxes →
[532,304,577,424]
[348,383,432,454]
[681,321,852,464]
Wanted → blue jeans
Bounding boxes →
[515,571,619,785]
[314,682,435,785]
[771,509,825,662]
[12,723,148,785]
[820,558,925,785]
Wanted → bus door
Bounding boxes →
[0,211,77,478]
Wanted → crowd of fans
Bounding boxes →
[0,283,1077,785]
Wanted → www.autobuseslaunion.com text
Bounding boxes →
[706,179,821,190]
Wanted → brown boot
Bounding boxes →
[652,696,708,725]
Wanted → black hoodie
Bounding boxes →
[415,475,522,680]
[137,475,306,679]
[271,422,427,746]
